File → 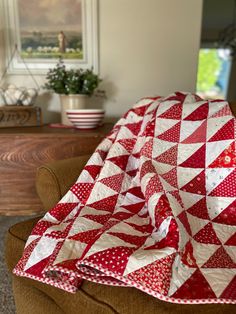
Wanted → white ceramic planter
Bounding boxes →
[59,94,89,125]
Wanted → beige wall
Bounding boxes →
[0,0,203,123]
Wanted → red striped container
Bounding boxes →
[66,109,105,129]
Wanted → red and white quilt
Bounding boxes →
[14,92,236,304]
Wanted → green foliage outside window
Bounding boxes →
[197,49,221,92]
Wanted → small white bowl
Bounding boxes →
[66,109,105,129]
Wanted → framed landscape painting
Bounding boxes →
[2,0,98,74]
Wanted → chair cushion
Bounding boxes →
[6,218,236,314]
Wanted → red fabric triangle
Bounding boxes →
[202,246,236,268]
[193,222,221,244]
[169,190,185,207]
[112,211,134,221]
[154,194,173,229]
[100,173,125,192]
[220,275,236,299]
[108,155,129,171]
[18,238,41,270]
[178,211,192,236]
[84,165,102,180]
[208,141,236,168]
[118,138,136,153]
[55,259,81,272]
[127,221,153,234]
[186,197,210,220]
[25,255,52,277]
[166,92,187,103]
[122,201,145,214]
[127,169,138,177]
[132,152,140,159]
[182,120,207,144]
[125,121,142,136]
[68,229,99,243]
[88,194,119,213]
[160,167,178,188]
[96,149,107,161]
[45,223,72,239]
[145,174,163,200]
[209,169,236,197]
[144,118,156,137]
[124,186,144,199]
[179,144,206,168]
[127,254,175,295]
[154,145,178,166]
[157,122,181,143]
[181,241,197,267]
[108,232,147,246]
[132,104,150,116]
[31,220,55,236]
[171,269,216,299]
[225,232,236,246]
[140,138,153,158]
[158,103,183,120]
[71,183,94,203]
[180,171,206,195]
[85,246,136,275]
[210,104,232,118]
[82,214,111,225]
[184,102,209,121]
[140,160,156,179]
[144,219,179,250]
[49,203,78,222]
[209,119,234,142]
[212,199,236,225]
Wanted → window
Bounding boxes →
[196,48,232,99]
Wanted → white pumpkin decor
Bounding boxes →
[0,84,38,106]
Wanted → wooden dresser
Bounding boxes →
[0,124,113,216]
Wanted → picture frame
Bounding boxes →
[1,0,98,74]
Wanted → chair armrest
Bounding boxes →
[36,155,91,211]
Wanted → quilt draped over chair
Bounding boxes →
[14,92,236,304]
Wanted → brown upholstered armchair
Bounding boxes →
[5,156,235,314]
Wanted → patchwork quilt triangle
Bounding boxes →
[209,169,236,197]
[202,246,236,268]
[184,102,209,121]
[181,120,207,143]
[171,269,216,299]
[186,197,210,220]
[193,222,221,245]
[154,144,178,166]
[225,233,236,246]
[220,276,236,299]
[179,144,206,168]
[212,199,236,225]
[157,121,181,142]
[180,170,206,195]
[208,141,235,168]
[208,119,234,142]
[158,103,183,120]
[127,254,176,295]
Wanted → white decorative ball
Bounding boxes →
[7,84,16,90]
[22,96,33,106]
[27,88,37,98]
[14,89,25,103]
[4,89,17,105]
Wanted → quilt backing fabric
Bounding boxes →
[14,92,236,304]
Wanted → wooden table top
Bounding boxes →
[0,123,114,137]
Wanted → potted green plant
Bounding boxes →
[44,59,102,125]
